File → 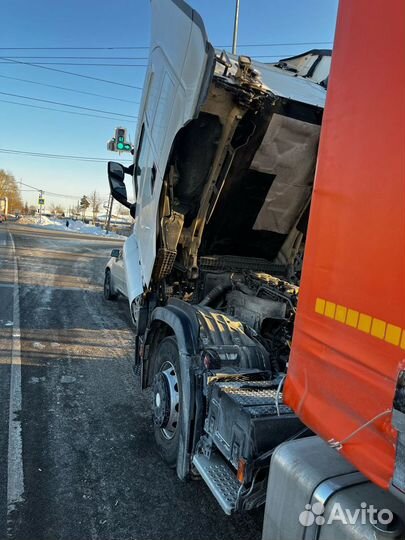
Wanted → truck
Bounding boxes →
[106,0,405,537]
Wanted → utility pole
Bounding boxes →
[232,0,240,55]
[105,194,113,234]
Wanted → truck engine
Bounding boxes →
[167,261,298,378]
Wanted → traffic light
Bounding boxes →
[107,127,132,153]
[107,138,116,152]
[115,127,132,152]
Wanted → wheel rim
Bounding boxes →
[153,360,179,440]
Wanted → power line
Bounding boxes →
[253,53,327,59]
[0,46,151,50]
[19,180,45,190]
[0,41,333,50]
[19,180,85,200]
[18,183,115,203]
[0,75,139,104]
[0,57,142,89]
[0,98,137,122]
[0,148,132,162]
[216,41,333,48]
[0,148,133,164]
[0,62,147,67]
[0,150,109,164]
[2,56,149,60]
[0,90,135,118]
[43,191,91,200]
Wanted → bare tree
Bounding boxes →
[88,190,101,222]
[73,202,81,219]
[50,203,64,216]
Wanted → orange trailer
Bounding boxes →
[285,0,405,500]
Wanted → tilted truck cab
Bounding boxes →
[106,0,404,529]
[107,0,328,512]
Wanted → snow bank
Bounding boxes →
[17,215,125,238]
[17,215,56,226]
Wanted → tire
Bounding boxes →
[152,336,181,468]
[103,269,117,300]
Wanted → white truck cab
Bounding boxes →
[107,0,329,325]
[107,0,331,517]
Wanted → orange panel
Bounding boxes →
[285,0,405,491]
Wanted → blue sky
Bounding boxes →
[1,0,338,209]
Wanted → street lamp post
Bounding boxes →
[232,0,240,55]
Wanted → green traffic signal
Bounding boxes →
[116,141,131,151]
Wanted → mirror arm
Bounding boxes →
[110,191,132,209]
[121,199,132,209]
[123,164,134,176]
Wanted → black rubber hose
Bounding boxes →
[199,283,232,307]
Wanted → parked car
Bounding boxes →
[104,248,127,300]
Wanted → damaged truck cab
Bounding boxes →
[107,0,330,514]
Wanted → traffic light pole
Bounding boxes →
[105,194,113,234]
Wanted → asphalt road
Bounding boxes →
[0,223,263,540]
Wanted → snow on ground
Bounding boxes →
[17,215,126,238]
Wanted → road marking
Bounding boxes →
[7,232,24,521]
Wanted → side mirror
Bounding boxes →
[110,248,120,258]
[107,162,131,209]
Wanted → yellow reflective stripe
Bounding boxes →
[315,298,326,315]
[371,318,386,340]
[314,297,405,350]
[335,305,347,323]
[346,309,359,328]
[325,301,336,318]
[358,313,372,333]
[386,324,402,346]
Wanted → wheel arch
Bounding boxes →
[143,300,199,373]
[142,299,201,480]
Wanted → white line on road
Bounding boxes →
[6,232,24,523]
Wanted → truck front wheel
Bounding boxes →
[152,336,181,468]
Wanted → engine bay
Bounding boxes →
[165,260,298,378]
